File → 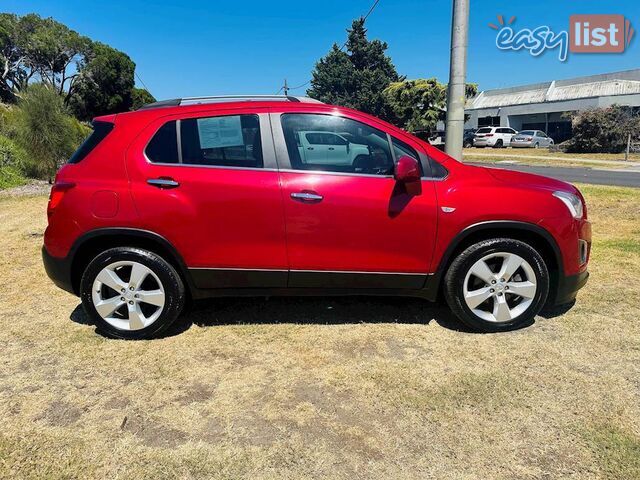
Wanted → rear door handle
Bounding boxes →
[290,191,323,203]
[147,178,180,189]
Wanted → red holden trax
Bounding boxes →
[43,95,591,339]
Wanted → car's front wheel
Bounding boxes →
[80,247,185,339]
[444,238,549,332]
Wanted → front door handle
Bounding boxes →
[290,191,323,203]
[147,178,180,189]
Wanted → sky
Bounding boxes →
[4,0,640,100]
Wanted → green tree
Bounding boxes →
[308,18,401,122]
[0,13,90,102]
[384,80,478,133]
[11,83,88,181]
[0,13,31,102]
[69,42,135,120]
[130,87,155,110]
[384,78,446,132]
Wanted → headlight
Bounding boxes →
[553,191,584,219]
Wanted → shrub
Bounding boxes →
[10,84,89,181]
[567,106,640,154]
[0,165,27,189]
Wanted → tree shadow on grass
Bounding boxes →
[70,295,477,338]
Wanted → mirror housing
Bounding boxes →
[394,155,421,183]
[394,155,422,196]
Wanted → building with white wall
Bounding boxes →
[465,69,640,143]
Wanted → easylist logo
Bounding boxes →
[491,14,635,61]
[570,15,634,53]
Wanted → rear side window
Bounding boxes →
[68,121,114,164]
[146,115,263,168]
[145,121,179,164]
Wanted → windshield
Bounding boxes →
[476,128,492,134]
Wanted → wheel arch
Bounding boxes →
[426,221,562,302]
[69,228,193,296]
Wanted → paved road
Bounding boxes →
[468,162,640,188]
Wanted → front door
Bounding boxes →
[273,111,438,289]
[127,110,288,289]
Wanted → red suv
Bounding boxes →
[43,95,591,339]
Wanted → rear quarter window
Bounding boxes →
[68,121,114,164]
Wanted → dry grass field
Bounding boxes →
[463,148,640,169]
[0,184,639,479]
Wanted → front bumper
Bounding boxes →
[553,269,589,305]
[42,246,75,295]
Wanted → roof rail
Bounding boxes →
[138,95,323,110]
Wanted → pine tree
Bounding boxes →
[307,18,401,122]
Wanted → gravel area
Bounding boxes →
[0,180,50,198]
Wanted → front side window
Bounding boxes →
[391,137,423,175]
[145,114,262,168]
[281,114,393,175]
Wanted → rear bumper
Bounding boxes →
[42,246,75,295]
[511,142,534,148]
[553,269,589,305]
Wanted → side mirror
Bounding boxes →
[394,155,421,183]
[394,155,422,196]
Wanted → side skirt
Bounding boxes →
[187,268,436,300]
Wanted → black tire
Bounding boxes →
[533,142,540,149]
[493,139,503,148]
[444,238,549,332]
[80,247,185,340]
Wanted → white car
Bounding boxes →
[297,131,369,165]
[473,127,517,148]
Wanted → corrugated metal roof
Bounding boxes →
[548,80,640,102]
[469,87,548,109]
[467,69,640,110]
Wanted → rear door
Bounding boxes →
[271,110,438,289]
[126,108,288,289]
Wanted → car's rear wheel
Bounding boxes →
[444,238,549,332]
[533,142,540,149]
[80,247,185,339]
[493,139,503,148]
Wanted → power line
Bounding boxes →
[277,0,382,94]
[363,0,381,21]
[135,71,152,95]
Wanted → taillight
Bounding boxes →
[526,136,533,141]
[47,181,75,218]
[485,134,494,137]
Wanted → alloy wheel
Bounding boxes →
[462,252,537,323]
[91,261,165,331]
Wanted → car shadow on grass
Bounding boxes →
[71,296,575,339]
[70,296,478,338]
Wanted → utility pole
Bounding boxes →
[445,0,470,161]
[283,79,289,96]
